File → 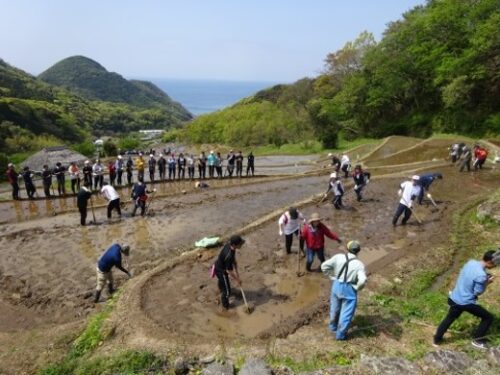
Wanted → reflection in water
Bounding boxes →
[27,200,39,219]
[13,200,25,222]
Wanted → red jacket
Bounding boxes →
[6,167,17,184]
[301,222,339,251]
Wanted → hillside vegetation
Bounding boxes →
[0,57,192,160]
[184,0,500,148]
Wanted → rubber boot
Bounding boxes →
[94,290,101,303]
[108,283,115,295]
[306,262,313,272]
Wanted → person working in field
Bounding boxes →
[213,235,245,310]
[94,243,131,303]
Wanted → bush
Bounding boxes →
[103,140,118,157]
[72,141,95,157]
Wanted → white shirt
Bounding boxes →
[93,164,103,175]
[100,185,119,201]
[399,181,421,207]
[341,155,350,168]
[278,211,305,235]
[321,252,367,291]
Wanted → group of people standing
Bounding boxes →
[4,149,256,202]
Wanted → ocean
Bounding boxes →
[150,78,278,116]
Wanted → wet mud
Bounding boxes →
[1,137,499,371]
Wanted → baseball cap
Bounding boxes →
[121,244,130,256]
[412,175,420,181]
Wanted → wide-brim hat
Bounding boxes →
[308,212,322,223]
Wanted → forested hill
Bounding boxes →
[0,57,192,160]
[38,55,191,119]
[184,0,500,148]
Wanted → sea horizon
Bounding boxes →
[139,77,281,116]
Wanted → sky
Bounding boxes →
[0,0,426,82]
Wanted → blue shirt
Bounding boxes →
[450,260,488,305]
[419,173,442,189]
[97,244,123,272]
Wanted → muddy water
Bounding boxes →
[365,136,421,161]
[366,139,454,167]
[140,165,499,343]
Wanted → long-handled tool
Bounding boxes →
[427,193,438,208]
[240,287,254,314]
[144,190,156,216]
[49,184,57,216]
[90,195,97,224]
[296,245,305,277]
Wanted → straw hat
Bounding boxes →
[308,212,322,223]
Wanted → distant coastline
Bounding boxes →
[147,78,279,116]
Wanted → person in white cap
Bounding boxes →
[321,240,367,340]
[94,243,131,303]
[392,175,421,226]
[148,154,156,182]
[115,155,124,185]
[207,150,216,178]
[323,172,344,209]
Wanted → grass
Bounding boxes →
[252,137,379,156]
[266,351,353,372]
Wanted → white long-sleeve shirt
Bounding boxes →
[321,252,367,291]
[278,211,305,235]
[399,181,421,207]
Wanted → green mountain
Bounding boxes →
[0,57,192,161]
[38,55,192,120]
[185,0,500,148]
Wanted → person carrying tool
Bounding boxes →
[352,165,371,202]
[392,175,421,226]
[278,207,306,254]
[68,162,81,194]
[148,154,156,182]
[100,182,121,220]
[340,154,351,178]
[321,240,367,340]
[77,185,92,225]
[213,235,245,310]
[324,173,344,209]
[246,152,255,177]
[53,162,66,196]
[21,166,37,199]
[301,212,342,272]
[131,178,156,217]
[83,160,93,188]
[460,146,473,172]
[42,164,53,197]
[417,172,442,205]
[434,249,499,349]
[473,145,488,170]
[6,163,20,200]
[94,243,131,303]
